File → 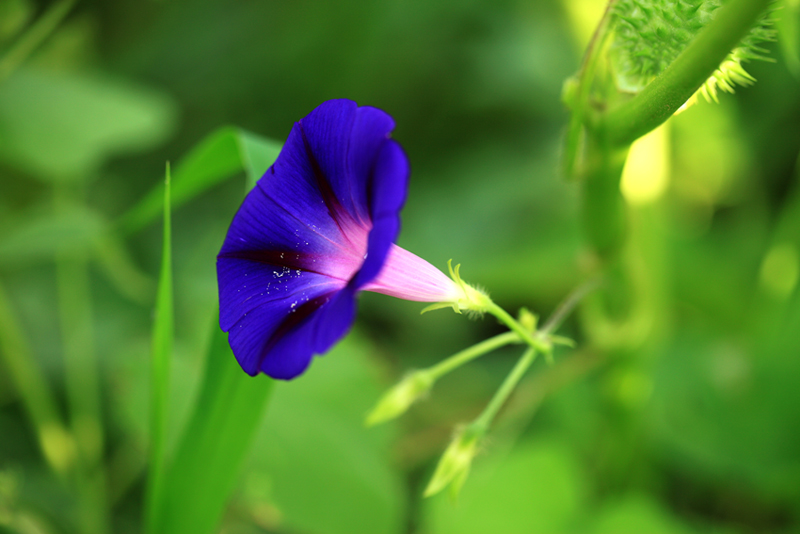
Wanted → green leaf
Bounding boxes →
[589,495,696,534]
[236,129,282,191]
[0,0,76,83]
[154,316,273,534]
[244,335,407,534]
[424,437,586,534]
[146,163,174,534]
[0,68,176,180]
[92,233,154,305]
[118,127,282,234]
[650,329,800,503]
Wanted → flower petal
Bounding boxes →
[254,124,350,249]
[225,271,342,377]
[352,139,409,288]
[217,99,414,380]
[249,285,358,380]
[218,183,349,330]
[300,100,396,224]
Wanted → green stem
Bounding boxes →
[562,0,617,180]
[427,331,520,380]
[485,302,550,353]
[0,0,78,83]
[599,0,773,146]
[581,137,631,261]
[473,346,538,430]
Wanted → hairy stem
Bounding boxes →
[486,302,551,353]
[599,0,773,146]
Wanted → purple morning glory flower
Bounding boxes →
[217,99,463,380]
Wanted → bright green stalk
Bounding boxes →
[0,0,78,84]
[472,346,538,431]
[599,0,774,146]
[423,345,539,499]
[146,163,173,534]
[485,302,551,353]
[471,279,598,430]
[423,281,595,498]
[428,331,520,380]
[0,279,74,477]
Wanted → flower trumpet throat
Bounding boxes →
[420,260,491,315]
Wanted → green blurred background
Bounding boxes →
[1,0,800,533]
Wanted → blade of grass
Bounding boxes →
[145,131,280,533]
[154,317,274,534]
[0,279,75,477]
[145,163,174,534]
[117,127,282,234]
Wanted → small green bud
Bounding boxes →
[517,308,538,332]
[365,370,434,427]
[424,424,483,499]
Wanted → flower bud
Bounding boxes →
[423,424,483,499]
[365,370,434,427]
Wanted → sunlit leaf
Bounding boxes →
[778,0,800,77]
[0,0,33,42]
